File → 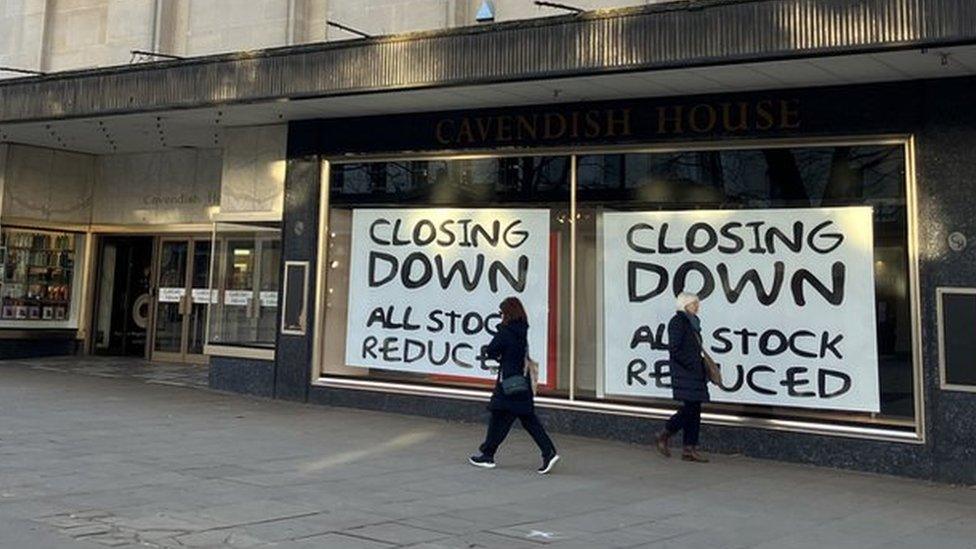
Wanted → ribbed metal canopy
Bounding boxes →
[1,0,975,123]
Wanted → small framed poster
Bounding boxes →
[280,261,309,336]
[938,287,976,392]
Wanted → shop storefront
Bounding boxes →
[0,143,283,365]
[270,77,976,484]
[2,0,975,485]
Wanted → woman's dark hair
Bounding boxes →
[499,297,528,325]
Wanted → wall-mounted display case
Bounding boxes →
[0,228,84,327]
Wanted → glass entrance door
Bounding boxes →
[152,237,211,364]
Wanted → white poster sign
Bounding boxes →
[602,207,879,412]
[345,208,550,382]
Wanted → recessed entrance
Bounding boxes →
[92,236,154,357]
[91,234,212,364]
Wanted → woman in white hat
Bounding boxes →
[656,292,710,462]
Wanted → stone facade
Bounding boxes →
[1,0,664,77]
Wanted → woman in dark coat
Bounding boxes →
[469,297,560,474]
[656,292,710,462]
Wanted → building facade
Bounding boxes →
[1,0,975,484]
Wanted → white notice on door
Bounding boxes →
[158,287,185,303]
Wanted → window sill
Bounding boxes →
[313,376,923,445]
[204,344,275,361]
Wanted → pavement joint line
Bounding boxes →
[618,529,700,549]
[323,528,408,546]
[168,510,326,534]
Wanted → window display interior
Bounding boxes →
[1,229,77,322]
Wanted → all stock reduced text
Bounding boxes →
[624,322,854,400]
[359,306,502,371]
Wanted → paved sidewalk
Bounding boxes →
[0,361,974,549]
[7,355,209,389]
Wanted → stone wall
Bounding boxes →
[1,0,668,77]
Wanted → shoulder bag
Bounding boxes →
[498,341,535,397]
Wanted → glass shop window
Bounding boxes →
[207,222,282,348]
[318,142,917,433]
[574,144,916,427]
[0,228,85,326]
[323,156,573,398]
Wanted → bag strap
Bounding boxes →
[694,331,715,363]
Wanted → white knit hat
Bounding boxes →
[675,292,699,311]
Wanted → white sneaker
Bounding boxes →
[538,454,560,474]
[469,454,496,469]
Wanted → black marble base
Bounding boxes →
[308,384,973,485]
[209,356,275,398]
[0,338,79,360]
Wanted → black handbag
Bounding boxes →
[498,342,532,396]
[500,372,531,396]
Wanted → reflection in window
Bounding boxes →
[576,146,904,209]
[330,156,570,205]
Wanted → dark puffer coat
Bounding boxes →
[667,312,710,403]
[485,320,534,415]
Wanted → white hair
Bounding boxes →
[675,292,699,311]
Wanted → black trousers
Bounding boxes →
[665,401,702,446]
[479,410,556,459]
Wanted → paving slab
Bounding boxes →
[1,359,975,549]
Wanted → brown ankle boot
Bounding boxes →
[681,446,709,463]
[655,431,671,458]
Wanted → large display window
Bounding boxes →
[0,227,86,328]
[321,157,573,398]
[317,138,920,438]
[573,144,915,428]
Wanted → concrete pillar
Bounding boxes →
[291,0,328,45]
[155,0,189,56]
